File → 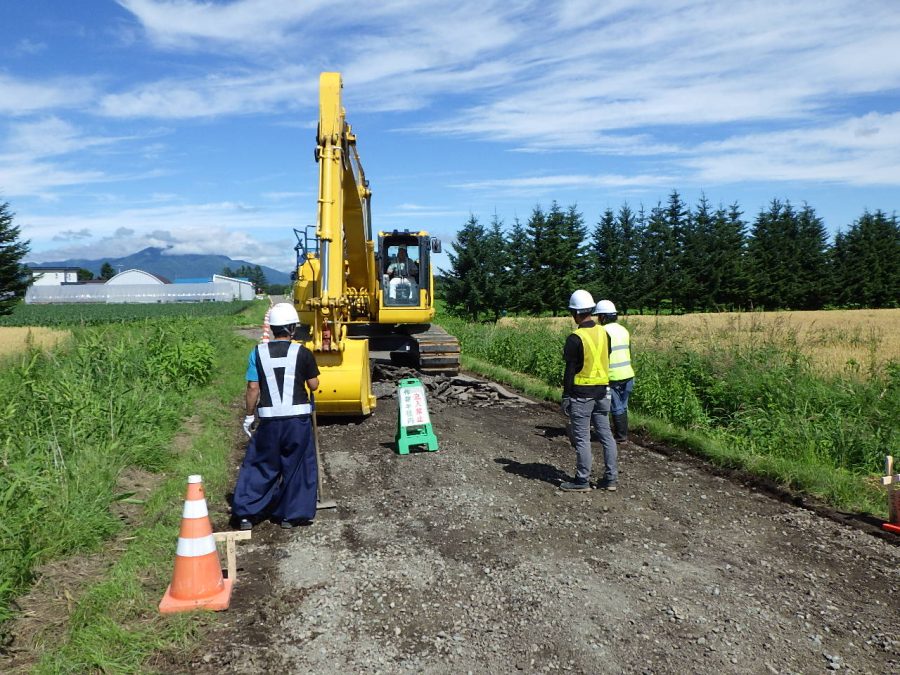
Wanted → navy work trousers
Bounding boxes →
[232,416,318,522]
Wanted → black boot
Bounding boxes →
[612,413,628,442]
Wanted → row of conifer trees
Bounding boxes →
[441,191,899,320]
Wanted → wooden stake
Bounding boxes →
[214,530,251,581]
[882,455,900,528]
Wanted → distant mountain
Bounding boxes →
[29,247,291,285]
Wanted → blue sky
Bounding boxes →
[2,0,899,273]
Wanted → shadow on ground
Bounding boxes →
[495,457,568,486]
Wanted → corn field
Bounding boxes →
[0,300,253,327]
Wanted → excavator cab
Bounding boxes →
[377,231,439,311]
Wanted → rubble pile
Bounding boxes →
[371,363,534,407]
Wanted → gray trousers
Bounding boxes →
[567,395,618,483]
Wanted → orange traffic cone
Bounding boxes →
[159,475,233,614]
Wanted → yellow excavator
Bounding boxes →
[292,72,460,416]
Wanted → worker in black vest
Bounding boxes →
[231,303,320,530]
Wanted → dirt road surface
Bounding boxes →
[170,376,899,674]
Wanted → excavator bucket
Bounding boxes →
[310,338,377,416]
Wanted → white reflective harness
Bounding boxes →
[257,342,312,418]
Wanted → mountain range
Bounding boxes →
[28,247,292,285]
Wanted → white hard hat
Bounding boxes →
[593,299,617,315]
[268,302,300,327]
[568,289,595,312]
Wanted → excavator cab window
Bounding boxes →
[381,234,424,307]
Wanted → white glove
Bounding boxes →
[242,415,255,438]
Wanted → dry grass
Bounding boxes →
[500,309,900,378]
[0,327,69,359]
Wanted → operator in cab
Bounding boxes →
[231,303,320,530]
[387,246,419,301]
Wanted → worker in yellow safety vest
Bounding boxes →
[559,290,618,492]
[593,299,634,442]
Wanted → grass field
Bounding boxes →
[0,327,69,359]
[0,300,270,671]
[442,308,899,516]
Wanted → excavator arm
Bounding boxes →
[294,73,376,415]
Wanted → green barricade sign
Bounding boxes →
[395,378,439,455]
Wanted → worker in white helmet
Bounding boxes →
[559,290,618,492]
[231,302,321,530]
[386,246,419,302]
[593,299,634,442]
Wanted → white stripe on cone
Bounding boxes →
[176,534,217,558]
[182,499,209,519]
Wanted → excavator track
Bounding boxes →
[411,325,461,374]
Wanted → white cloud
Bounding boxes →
[52,228,92,241]
[0,159,110,200]
[13,38,47,56]
[685,113,900,186]
[0,117,171,199]
[0,74,95,115]
[454,173,676,194]
[262,191,309,201]
[5,117,121,158]
[22,201,307,270]
[99,67,315,118]
[383,202,468,219]
[116,0,329,50]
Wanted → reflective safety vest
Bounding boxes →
[573,325,609,386]
[256,342,312,418]
[605,322,634,381]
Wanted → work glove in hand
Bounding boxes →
[560,397,571,417]
[242,415,255,438]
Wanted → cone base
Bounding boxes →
[883,523,900,534]
[159,578,233,614]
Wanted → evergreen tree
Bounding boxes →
[793,204,830,309]
[588,208,617,302]
[747,199,796,310]
[523,205,551,314]
[504,217,531,315]
[0,200,30,314]
[679,195,713,313]
[612,203,639,314]
[679,195,748,312]
[713,203,749,310]
[443,215,491,321]
[77,268,94,281]
[664,190,689,313]
[250,265,267,292]
[482,213,508,320]
[833,209,900,308]
[564,204,589,287]
[634,203,672,314]
[540,202,585,315]
[100,262,116,280]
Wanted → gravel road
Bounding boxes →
[171,376,899,674]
